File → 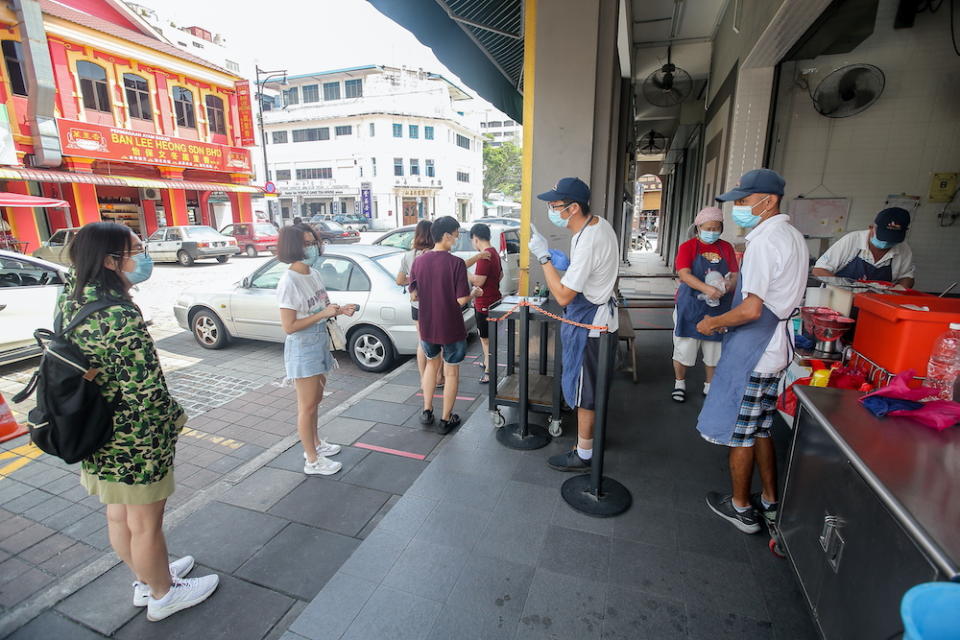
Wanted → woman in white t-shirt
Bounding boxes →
[276,225,357,476]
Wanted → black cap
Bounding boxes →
[716,169,785,202]
[537,177,591,203]
[874,207,910,242]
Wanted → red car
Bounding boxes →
[219,222,279,257]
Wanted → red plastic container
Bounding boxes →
[852,294,960,376]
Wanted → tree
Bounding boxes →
[482,139,521,200]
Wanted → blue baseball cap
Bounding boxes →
[874,207,910,242]
[716,169,785,202]
[537,177,591,203]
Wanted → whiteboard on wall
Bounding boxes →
[788,197,851,238]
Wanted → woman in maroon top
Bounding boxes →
[469,223,502,383]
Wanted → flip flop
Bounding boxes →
[479,371,490,384]
[671,387,686,403]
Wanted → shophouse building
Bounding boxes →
[0,0,259,253]
[260,65,484,228]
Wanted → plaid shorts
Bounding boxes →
[729,372,782,447]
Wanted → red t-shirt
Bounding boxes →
[409,250,470,345]
[474,247,502,313]
[675,237,739,273]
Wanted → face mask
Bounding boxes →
[699,230,721,244]
[125,252,153,285]
[870,236,895,250]
[547,204,571,228]
[303,244,320,266]
[731,196,770,228]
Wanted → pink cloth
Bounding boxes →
[694,206,724,226]
[859,371,960,431]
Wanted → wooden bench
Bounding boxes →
[617,307,638,383]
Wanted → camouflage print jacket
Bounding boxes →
[58,277,184,485]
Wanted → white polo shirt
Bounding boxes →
[740,214,809,374]
[561,216,620,337]
[814,229,915,282]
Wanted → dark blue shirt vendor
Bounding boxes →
[528,177,620,472]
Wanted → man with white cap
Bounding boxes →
[527,177,620,472]
[694,169,808,534]
[671,206,740,402]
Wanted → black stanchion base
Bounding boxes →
[561,474,632,518]
[496,423,551,450]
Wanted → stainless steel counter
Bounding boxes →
[794,386,960,578]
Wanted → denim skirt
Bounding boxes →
[284,322,336,380]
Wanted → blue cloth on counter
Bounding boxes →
[794,333,814,350]
[861,395,924,417]
[548,249,571,271]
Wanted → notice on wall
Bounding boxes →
[789,197,851,238]
[234,81,256,147]
[57,119,252,174]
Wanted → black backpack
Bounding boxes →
[13,299,133,464]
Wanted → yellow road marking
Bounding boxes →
[179,426,244,450]
[0,443,44,477]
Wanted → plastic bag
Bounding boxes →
[859,371,960,431]
[777,376,812,418]
[696,270,726,308]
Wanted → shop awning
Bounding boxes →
[0,167,265,194]
[366,0,523,122]
[0,192,68,207]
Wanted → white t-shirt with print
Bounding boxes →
[561,216,620,337]
[277,268,330,319]
[401,249,426,309]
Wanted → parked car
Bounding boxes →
[31,227,81,265]
[477,216,520,227]
[219,222,279,258]
[372,222,521,295]
[174,245,475,372]
[308,217,361,244]
[145,225,238,266]
[334,214,370,232]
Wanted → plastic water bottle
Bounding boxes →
[926,323,960,401]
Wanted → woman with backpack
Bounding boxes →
[276,224,357,475]
[62,222,218,621]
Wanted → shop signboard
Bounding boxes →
[360,181,372,219]
[57,119,252,174]
[234,81,256,146]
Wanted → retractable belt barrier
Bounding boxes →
[487,299,632,518]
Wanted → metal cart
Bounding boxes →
[487,297,564,447]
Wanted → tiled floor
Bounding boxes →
[290,328,819,640]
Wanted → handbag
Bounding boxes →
[326,317,346,351]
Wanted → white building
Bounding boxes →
[260,65,484,229]
[479,109,521,148]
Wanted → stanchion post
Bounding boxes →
[587,331,613,496]
[517,305,529,438]
[488,314,498,412]
[506,318,516,376]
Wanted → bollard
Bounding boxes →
[561,330,632,517]
[496,305,551,450]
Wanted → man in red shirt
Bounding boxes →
[469,223,503,384]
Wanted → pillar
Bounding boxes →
[142,199,159,236]
[63,183,101,226]
[228,192,253,223]
[3,181,41,253]
[160,189,189,226]
[199,191,212,227]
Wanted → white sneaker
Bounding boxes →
[304,455,342,476]
[303,439,341,459]
[146,575,219,622]
[132,556,196,607]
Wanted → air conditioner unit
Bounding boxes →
[140,188,161,200]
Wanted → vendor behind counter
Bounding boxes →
[811,207,915,288]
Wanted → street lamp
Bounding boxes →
[255,65,287,205]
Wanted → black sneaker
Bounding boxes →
[436,414,461,435]
[705,492,761,534]
[547,449,591,472]
[419,410,434,426]
[749,493,778,526]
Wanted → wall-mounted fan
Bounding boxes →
[637,130,669,155]
[810,64,885,118]
[641,46,692,108]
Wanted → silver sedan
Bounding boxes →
[174,244,476,372]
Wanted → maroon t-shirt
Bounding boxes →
[409,250,470,345]
[474,247,502,313]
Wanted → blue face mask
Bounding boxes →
[731,196,770,228]
[125,252,153,285]
[547,204,571,228]
[303,244,320,266]
[699,230,721,244]
[870,236,896,250]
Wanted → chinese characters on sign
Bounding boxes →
[360,182,372,219]
[234,81,256,146]
[57,119,252,173]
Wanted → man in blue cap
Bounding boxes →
[528,177,620,471]
[694,169,809,534]
[812,207,915,288]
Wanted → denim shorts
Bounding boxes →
[421,339,467,364]
[284,322,336,379]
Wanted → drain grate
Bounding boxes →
[166,369,264,417]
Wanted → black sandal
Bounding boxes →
[479,370,490,384]
[671,387,686,403]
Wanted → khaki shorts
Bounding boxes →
[81,469,175,505]
[672,310,722,367]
